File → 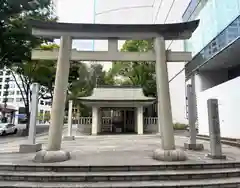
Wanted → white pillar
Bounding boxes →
[28,83,40,145]
[67,100,73,137]
[154,36,175,150]
[137,106,144,135]
[187,85,197,144]
[19,83,42,153]
[47,36,72,151]
[92,106,99,135]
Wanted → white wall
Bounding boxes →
[197,76,240,139]
[194,70,228,92]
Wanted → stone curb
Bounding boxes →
[197,135,240,148]
[0,162,240,172]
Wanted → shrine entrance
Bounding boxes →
[100,107,136,134]
[78,86,155,135]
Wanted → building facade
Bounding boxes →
[0,69,51,124]
[184,0,240,138]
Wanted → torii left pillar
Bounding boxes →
[153,36,187,161]
[34,36,72,163]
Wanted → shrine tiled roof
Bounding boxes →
[78,86,155,102]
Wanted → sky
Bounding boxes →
[56,0,94,51]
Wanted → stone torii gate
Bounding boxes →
[30,20,199,163]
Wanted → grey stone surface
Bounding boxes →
[1,134,240,165]
[33,150,71,163]
[153,149,187,161]
[207,99,224,158]
[63,136,75,141]
[184,143,204,151]
[19,143,42,153]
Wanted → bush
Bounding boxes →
[173,123,188,130]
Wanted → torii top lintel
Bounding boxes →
[29,20,199,40]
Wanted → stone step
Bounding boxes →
[0,168,239,182]
[1,162,240,172]
[0,177,240,187]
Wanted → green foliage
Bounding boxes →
[173,123,188,130]
[111,40,156,97]
[44,111,51,121]
[67,62,114,116]
[0,0,56,67]
[0,0,56,134]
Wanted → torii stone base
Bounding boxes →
[184,143,204,151]
[153,149,187,161]
[33,150,71,163]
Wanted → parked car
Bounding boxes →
[0,123,18,136]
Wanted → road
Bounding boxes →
[0,124,50,144]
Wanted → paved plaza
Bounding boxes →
[0,128,240,166]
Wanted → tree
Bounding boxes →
[67,62,114,117]
[67,62,92,117]
[9,44,57,135]
[0,0,56,134]
[0,0,56,67]
[111,40,156,97]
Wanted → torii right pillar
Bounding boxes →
[153,36,187,161]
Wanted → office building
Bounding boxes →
[0,69,52,124]
[184,0,240,138]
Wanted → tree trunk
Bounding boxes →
[21,111,30,136]
[77,104,80,124]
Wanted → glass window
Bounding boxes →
[5,71,10,75]
[185,0,240,57]
[9,83,15,88]
[7,98,14,102]
[5,78,10,82]
[16,98,23,102]
[200,0,217,46]
[8,91,15,95]
[0,71,3,76]
[215,0,239,34]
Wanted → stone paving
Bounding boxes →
[0,129,240,165]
